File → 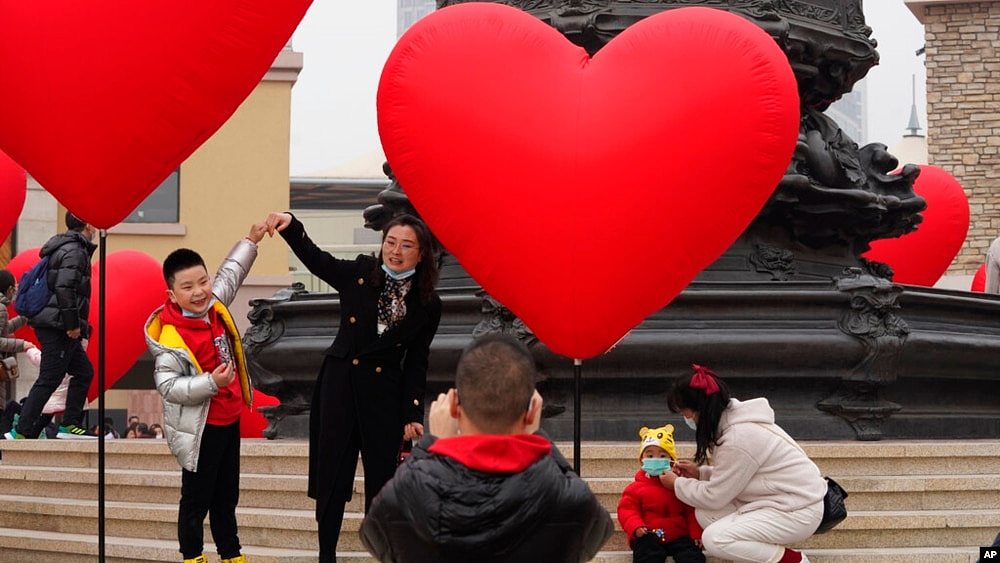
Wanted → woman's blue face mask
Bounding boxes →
[641,458,672,476]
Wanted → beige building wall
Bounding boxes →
[907,0,1000,275]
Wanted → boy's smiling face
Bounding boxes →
[168,264,212,315]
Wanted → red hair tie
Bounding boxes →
[690,364,720,396]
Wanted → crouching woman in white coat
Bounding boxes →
[658,365,826,563]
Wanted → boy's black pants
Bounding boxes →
[633,534,705,563]
[178,421,242,559]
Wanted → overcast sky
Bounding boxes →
[288,1,928,177]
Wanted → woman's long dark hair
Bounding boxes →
[370,214,440,304]
[667,367,731,465]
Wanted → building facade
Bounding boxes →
[907,0,1000,274]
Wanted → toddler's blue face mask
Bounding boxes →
[641,458,672,477]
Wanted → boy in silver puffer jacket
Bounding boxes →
[143,222,267,563]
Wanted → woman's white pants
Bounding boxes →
[695,500,823,562]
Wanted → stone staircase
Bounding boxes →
[0,439,995,562]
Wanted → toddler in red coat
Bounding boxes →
[618,424,705,563]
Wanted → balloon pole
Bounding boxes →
[98,228,107,563]
[573,358,582,476]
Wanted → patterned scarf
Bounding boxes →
[377,277,413,335]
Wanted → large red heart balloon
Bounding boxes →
[0,0,311,228]
[378,4,799,359]
[86,251,166,401]
[0,150,26,242]
[865,165,969,287]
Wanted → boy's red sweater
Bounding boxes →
[159,301,242,425]
[617,469,703,547]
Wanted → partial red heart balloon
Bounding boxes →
[241,391,280,438]
[5,247,43,346]
[378,4,799,358]
[0,0,311,228]
[6,248,162,394]
[0,150,26,242]
[865,165,969,286]
[971,263,986,293]
[86,251,166,401]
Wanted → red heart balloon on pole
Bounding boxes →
[0,0,311,228]
[865,165,970,286]
[378,4,799,359]
[0,150,26,242]
[86,251,166,401]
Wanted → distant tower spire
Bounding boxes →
[906,74,922,137]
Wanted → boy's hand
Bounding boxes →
[634,527,647,538]
[673,459,700,479]
[247,222,268,244]
[429,389,459,438]
[264,212,292,236]
[211,362,235,388]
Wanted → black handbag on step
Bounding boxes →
[815,476,848,533]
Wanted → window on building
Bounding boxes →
[125,170,179,223]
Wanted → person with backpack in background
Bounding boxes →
[0,270,36,411]
[4,212,97,440]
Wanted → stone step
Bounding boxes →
[587,474,1000,512]
[5,439,1000,477]
[0,465,319,511]
[593,509,1000,552]
[6,492,992,554]
[594,548,982,563]
[8,463,999,519]
[0,527,321,563]
[0,494,333,551]
[0,439,310,474]
[0,528,983,563]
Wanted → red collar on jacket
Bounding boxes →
[158,300,218,330]
[429,434,552,473]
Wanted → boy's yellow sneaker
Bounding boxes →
[182,556,207,563]
[221,555,246,563]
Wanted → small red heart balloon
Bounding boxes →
[378,4,799,359]
[86,251,166,401]
[0,0,311,228]
[0,150,26,242]
[865,165,970,286]
[971,263,986,293]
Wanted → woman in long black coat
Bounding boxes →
[266,211,442,562]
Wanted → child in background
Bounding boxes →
[618,424,704,563]
[144,223,267,563]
